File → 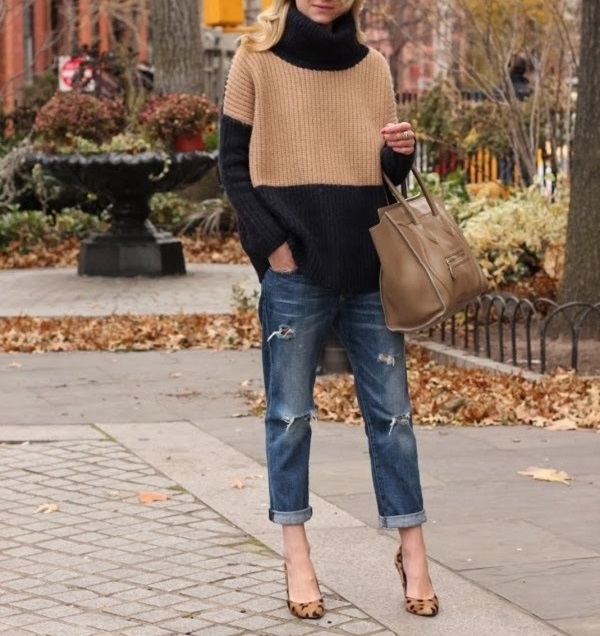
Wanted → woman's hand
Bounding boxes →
[269,242,297,272]
[381,122,416,155]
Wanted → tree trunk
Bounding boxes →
[557,0,600,322]
[150,0,204,94]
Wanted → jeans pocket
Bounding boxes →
[269,266,299,275]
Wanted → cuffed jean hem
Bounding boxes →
[269,506,313,525]
[378,510,427,529]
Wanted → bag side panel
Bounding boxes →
[434,203,489,295]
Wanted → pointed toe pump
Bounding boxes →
[394,546,439,617]
[284,564,326,619]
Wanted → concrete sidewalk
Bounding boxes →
[0,265,598,636]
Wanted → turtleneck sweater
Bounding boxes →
[219,5,414,292]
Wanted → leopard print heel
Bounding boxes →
[284,564,326,620]
[395,546,439,617]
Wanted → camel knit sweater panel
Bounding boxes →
[219,7,413,292]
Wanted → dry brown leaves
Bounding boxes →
[0,236,249,269]
[0,312,260,353]
[1,311,598,429]
[408,345,599,428]
[180,235,249,264]
[137,492,171,503]
[0,238,81,269]
[34,502,60,514]
[247,343,599,429]
[517,467,572,486]
[498,270,559,301]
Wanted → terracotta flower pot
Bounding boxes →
[173,132,204,152]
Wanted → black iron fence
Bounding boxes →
[318,295,599,376]
[424,294,600,376]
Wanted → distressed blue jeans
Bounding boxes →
[259,268,426,529]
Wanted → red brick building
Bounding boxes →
[361,0,465,99]
[0,0,149,111]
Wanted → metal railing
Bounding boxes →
[426,294,600,375]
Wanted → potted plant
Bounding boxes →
[32,91,127,150]
[139,92,219,152]
[29,91,217,277]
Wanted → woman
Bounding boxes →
[219,0,438,620]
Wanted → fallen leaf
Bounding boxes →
[8,362,22,368]
[546,418,578,431]
[35,503,59,514]
[137,491,170,503]
[531,415,550,428]
[439,397,467,413]
[518,467,572,486]
[231,477,245,489]
[579,408,600,428]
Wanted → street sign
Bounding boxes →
[58,56,94,92]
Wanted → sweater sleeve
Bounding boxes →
[380,59,415,185]
[218,50,288,261]
[381,145,414,185]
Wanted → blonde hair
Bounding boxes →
[240,0,365,52]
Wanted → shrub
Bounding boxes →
[149,192,194,230]
[450,187,568,288]
[139,93,219,142]
[0,208,106,253]
[33,92,125,148]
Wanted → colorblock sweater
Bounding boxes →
[219,5,414,292]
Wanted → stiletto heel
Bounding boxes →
[394,546,439,617]
[283,564,325,619]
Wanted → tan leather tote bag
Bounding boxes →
[370,167,488,333]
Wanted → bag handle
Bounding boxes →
[383,167,439,224]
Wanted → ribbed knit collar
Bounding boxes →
[272,3,369,71]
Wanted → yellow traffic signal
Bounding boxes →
[204,0,244,27]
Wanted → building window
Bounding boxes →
[23,3,35,84]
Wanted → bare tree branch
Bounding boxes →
[430,0,579,184]
[362,0,428,92]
